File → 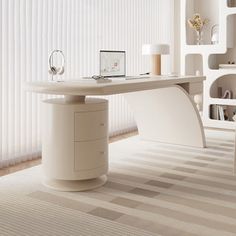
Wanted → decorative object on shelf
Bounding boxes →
[233,110,236,122]
[224,108,229,120]
[100,50,126,77]
[187,13,209,45]
[211,24,219,44]
[195,70,201,76]
[48,50,65,81]
[222,90,233,99]
[142,44,170,75]
[218,87,223,98]
[194,93,203,112]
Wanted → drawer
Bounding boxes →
[188,82,203,95]
[74,110,108,141]
[74,139,108,171]
[180,82,203,95]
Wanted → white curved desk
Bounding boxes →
[26,76,206,191]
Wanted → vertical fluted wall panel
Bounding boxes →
[0,0,174,166]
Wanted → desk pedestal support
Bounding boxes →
[125,85,206,148]
[42,97,108,191]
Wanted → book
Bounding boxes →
[218,106,225,120]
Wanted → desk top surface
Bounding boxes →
[25,75,205,96]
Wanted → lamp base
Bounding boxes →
[151,55,161,75]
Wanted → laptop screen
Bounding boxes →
[100,50,126,77]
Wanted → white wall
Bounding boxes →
[0,0,174,166]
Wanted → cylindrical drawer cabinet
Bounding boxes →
[42,97,108,191]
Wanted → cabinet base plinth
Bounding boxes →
[43,175,107,192]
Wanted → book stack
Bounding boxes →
[211,105,228,121]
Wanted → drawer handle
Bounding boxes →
[100,151,105,155]
[100,123,105,127]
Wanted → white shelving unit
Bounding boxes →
[181,0,236,129]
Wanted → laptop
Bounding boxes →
[99,50,149,80]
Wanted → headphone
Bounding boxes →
[48,50,65,80]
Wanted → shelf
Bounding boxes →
[210,98,236,106]
[205,118,236,130]
[209,50,236,70]
[217,69,236,74]
[210,104,236,122]
[207,69,236,77]
[181,0,236,130]
[183,44,223,54]
[227,8,236,15]
[210,74,236,98]
[186,0,219,45]
[208,15,236,70]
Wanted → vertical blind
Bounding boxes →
[0,0,174,167]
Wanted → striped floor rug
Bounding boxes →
[0,129,236,236]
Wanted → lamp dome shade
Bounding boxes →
[142,44,170,55]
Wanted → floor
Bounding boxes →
[0,129,236,236]
[0,130,138,177]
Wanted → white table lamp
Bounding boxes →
[142,44,170,75]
